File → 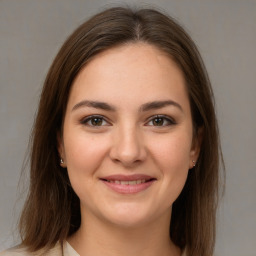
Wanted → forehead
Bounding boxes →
[67,43,189,111]
[80,42,182,80]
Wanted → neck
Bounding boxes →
[68,208,181,256]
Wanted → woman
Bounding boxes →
[1,6,223,256]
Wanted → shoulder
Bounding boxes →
[0,242,62,256]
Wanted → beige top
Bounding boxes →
[63,242,79,256]
[0,241,79,256]
[1,242,186,256]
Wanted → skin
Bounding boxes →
[58,43,201,256]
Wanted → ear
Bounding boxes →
[57,132,66,167]
[189,126,204,169]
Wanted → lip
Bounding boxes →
[100,174,156,194]
[101,174,154,181]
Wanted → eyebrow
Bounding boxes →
[72,100,183,112]
[72,100,116,112]
[140,100,183,112]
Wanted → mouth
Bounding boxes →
[100,175,156,194]
[101,178,155,185]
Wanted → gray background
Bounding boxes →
[0,0,255,255]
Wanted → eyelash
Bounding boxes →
[145,115,176,127]
[80,115,176,127]
[80,115,110,127]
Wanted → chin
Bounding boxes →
[100,203,166,229]
[107,214,150,229]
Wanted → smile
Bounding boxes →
[100,175,156,194]
[105,179,148,185]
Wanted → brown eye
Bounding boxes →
[81,115,109,127]
[146,115,176,127]
[152,117,164,126]
[91,117,103,126]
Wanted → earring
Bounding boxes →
[60,158,64,165]
[192,160,196,167]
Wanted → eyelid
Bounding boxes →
[79,114,176,127]
[145,115,176,126]
[80,115,111,126]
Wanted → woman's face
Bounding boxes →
[59,43,200,228]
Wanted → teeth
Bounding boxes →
[108,179,149,185]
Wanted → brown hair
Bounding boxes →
[19,6,223,256]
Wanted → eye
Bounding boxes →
[80,115,110,127]
[146,115,176,127]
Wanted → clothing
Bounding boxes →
[0,241,79,256]
[1,242,186,256]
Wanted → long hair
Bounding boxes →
[19,6,223,256]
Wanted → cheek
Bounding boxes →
[149,133,192,202]
[63,131,110,198]
[64,132,108,171]
[63,133,110,202]
[150,133,192,171]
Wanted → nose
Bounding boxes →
[109,125,147,167]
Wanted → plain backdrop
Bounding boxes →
[0,0,255,255]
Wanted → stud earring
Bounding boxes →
[192,160,196,167]
[60,158,64,165]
